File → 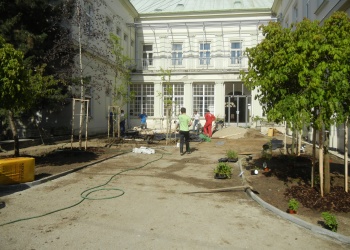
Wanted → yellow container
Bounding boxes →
[268,128,274,137]
[0,157,35,185]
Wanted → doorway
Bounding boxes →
[224,95,251,126]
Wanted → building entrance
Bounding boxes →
[224,95,251,126]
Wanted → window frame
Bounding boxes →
[171,43,183,66]
[142,44,153,69]
[162,83,184,117]
[192,83,215,116]
[129,83,154,117]
[199,42,211,65]
[230,41,242,65]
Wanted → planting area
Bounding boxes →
[1,127,350,237]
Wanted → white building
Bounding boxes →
[22,0,350,154]
[48,0,275,137]
[127,0,275,129]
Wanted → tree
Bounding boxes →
[0,0,74,142]
[158,68,178,145]
[109,33,135,138]
[61,0,132,148]
[320,12,350,192]
[0,36,58,156]
[241,12,350,196]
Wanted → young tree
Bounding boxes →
[0,37,59,156]
[109,33,135,138]
[320,12,350,192]
[158,68,177,145]
[61,0,132,147]
[0,0,74,141]
[241,12,350,196]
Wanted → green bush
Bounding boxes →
[226,149,238,159]
[322,212,338,232]
[288,198,299,211]
[214,162,232,178]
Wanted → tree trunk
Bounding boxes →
[297,130,302,156]
[311,127,316,188]
[8,110,19,157]
[345,118,348,192]
[284,122,287,155]
[324,129,330,194]
[319,128,324,197]
[291,129,295,155]
[77,5,84,150]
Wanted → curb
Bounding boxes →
[0,151,128,191]
[238,158,350,245]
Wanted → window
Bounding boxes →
[84,2,93,35]
[124,34,128,42]
[199,42,210,65]
[230,42,242,64]
[106,17,112,32]
[171,44,183,65]
[129,84,154,116]
[163,83,184,116]
[192,83,215,116]
[116,27,121,36]
[142,45,153,69]
[293,4,298,22]
[131,39,134,47]
[304,1,309,19]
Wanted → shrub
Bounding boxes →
[214,162,232,178]
[226,149,238,159]
[322,212,338,232]
[288,198,299,211]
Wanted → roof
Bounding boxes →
[129,0,274,14]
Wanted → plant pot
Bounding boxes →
[218,158,228,162]
[215,173,229,179]
[227,158,238,162]
[262,169,272,177]
[287,209,297,214]
[251,169,258,175]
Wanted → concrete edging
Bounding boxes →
[0,152,127,191]
[238,158,350,245]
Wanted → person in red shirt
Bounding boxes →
[204,109,216,138]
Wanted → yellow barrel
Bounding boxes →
[0,157,35,185]
[268,128,274,137]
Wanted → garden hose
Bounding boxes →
[0,152,165,227]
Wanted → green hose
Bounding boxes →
[0,152,165,227]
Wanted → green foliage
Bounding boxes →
[214,162,232,178]
[288,198,299,211]
[226,149,238,159]
[240,12,350,131]
[0,36,29,112]
[110,33,134,107]
[321,212,338,232]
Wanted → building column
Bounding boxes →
[215,80,225,119]
[184,81,193,114]
[153,81,162,118]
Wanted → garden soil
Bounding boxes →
[0,127,349,249]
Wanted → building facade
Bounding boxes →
[127,0,274,129]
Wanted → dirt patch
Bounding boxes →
[1,128,349,236]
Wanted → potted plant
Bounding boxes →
[287,198,299,214]
[214,162,232,179]
[226,149,238,162]
[321,212,338,232]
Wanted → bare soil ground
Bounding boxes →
[1,127,349,236]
